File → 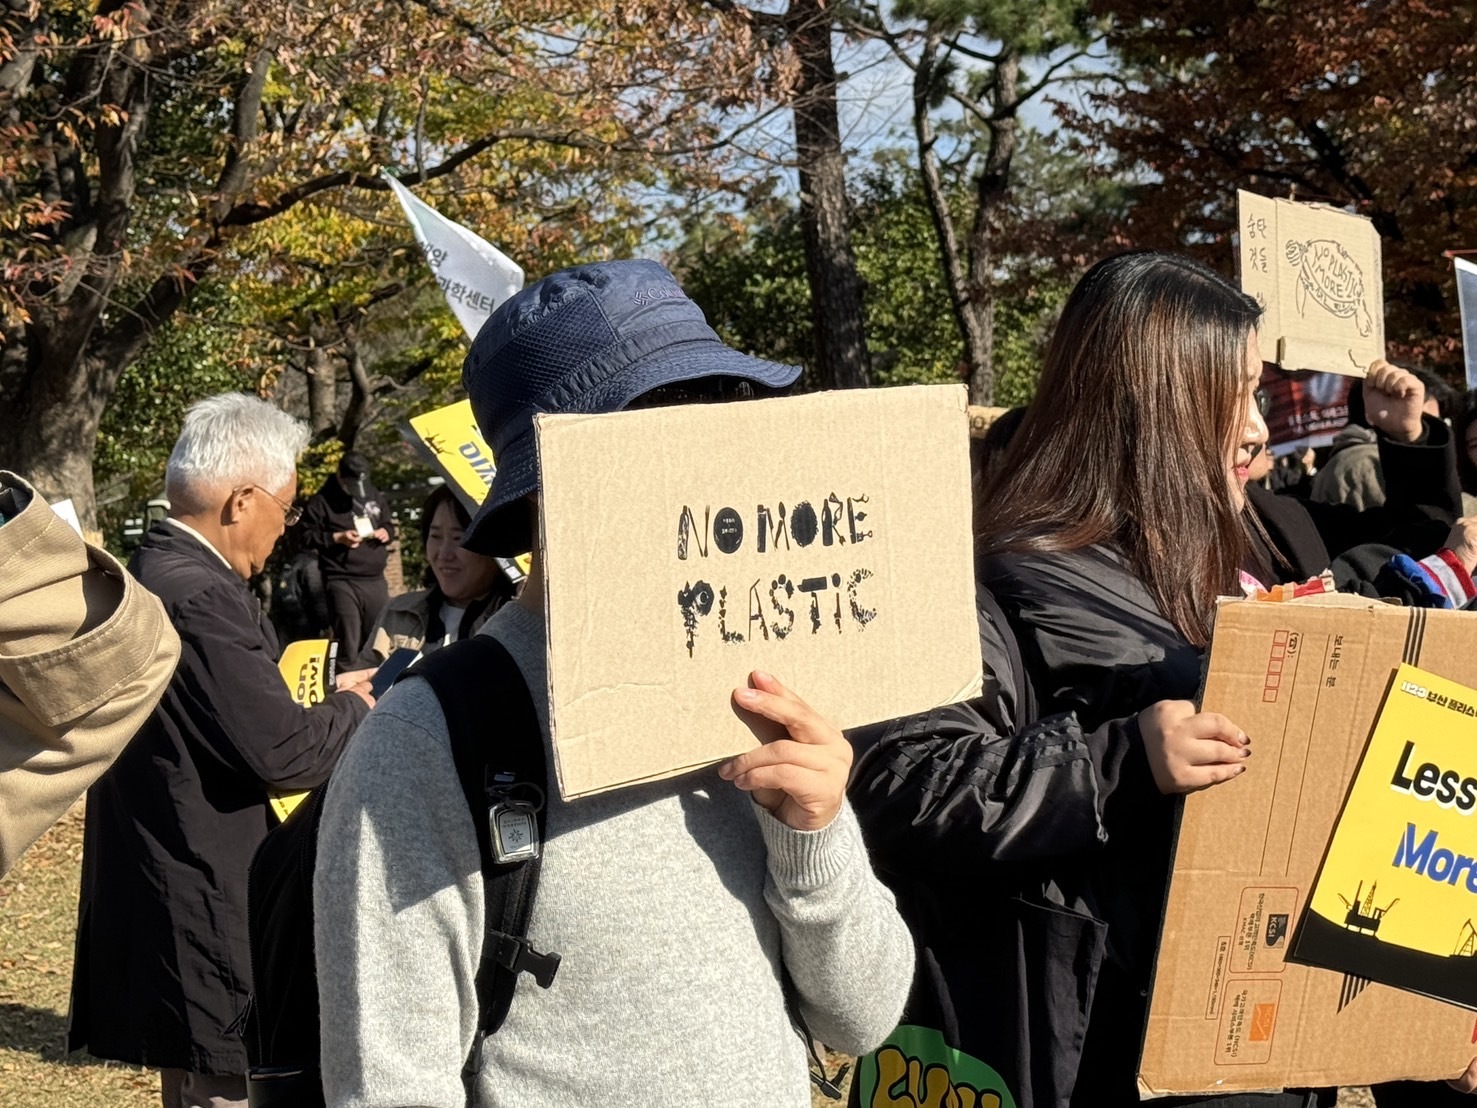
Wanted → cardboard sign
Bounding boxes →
[1258,364,1354,453]
[1238,190,1384,377]
[535,384,982,800]
[270,638,338,821]
[966,405,1009,439]
[1140,599,1477,1096]
[403,398,528,582]
[1293,664,1477,1009]
[1455,257,1477,390]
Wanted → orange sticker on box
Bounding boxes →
[1249,1002,1278,1043]
[1215,980,1282,1066]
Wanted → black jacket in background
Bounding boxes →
[1248,414,1462,600]
[68,522,370,1072]
[848,589,1155,1108]
[297,476,395,579]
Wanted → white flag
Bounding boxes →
[383,172,524,341]
[1456,257,1477,390]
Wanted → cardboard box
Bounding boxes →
[534,384,983,800]
[1237,190,1384,377]
[1140,597,1477,1096]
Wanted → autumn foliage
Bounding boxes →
[0,0,787,522]
[1070,0,1477,372]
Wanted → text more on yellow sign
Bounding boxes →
[1293,663,1477,1008]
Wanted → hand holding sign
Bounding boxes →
[341,681,375,709]
[1445,517,1477,574]
[1362,358,1426,444]
[1138,700,1250,795]
[720,671,853,832]
[334,667,376,691]
[1450,1058,1477,1094]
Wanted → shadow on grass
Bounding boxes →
[0,1002,93,1065]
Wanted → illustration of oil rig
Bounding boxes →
[1455,920,1477,958]
[1339,881,1399,935]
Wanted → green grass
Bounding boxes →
[0,805,853,1107]
[0,806,158,1107]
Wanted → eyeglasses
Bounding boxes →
[248,485,303,526]
[1254,387,1272,419]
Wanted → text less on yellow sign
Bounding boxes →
[534,384,983,799]
[1294,663,1477,1009]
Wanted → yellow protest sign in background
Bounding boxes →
[407,399,496,509]
[404,398,531,579]
[1293,663,1477,1008]
[268,638,336,821]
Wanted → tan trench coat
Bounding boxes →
[0,472,180,875]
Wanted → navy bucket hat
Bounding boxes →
[461,259,801,556]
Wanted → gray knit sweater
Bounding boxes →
[314,601,913,1107]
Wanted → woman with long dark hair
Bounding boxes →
[849,251,1475,1108]
[974,251,1472,1105]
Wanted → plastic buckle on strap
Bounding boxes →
[806,1036,848,1101]
[809,1065,847,1101]
[464,1029,488,1077]
[491,931,561,989]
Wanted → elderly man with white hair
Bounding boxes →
[67,393,374,1108]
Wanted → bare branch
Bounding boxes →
[210,45,274,223]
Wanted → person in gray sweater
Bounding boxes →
[313,259,914,1108]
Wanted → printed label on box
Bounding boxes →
[1216,980,1283,1066]
[1206,936,1232,1019]
[1232,887,1299,974]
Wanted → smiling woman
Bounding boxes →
[359,485,516,666]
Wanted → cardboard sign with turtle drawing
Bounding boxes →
[1237,190,1384,378]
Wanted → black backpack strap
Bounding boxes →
[779,966,848,1101]
[398,636,560,1104]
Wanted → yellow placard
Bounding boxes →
[405,398,531,577]
[407,399,496,510]
[1294,663,1477,1008]
[269,638,335,821]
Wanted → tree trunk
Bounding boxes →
[0,1,157,531]
[305,327,339,442]
[337,322,373,449]
[959,52,1020,407]
[6,345,114,530]
[911,31,992,401]
[789,0,870,390]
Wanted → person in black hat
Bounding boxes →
[297,451,396,667]
[313,259,914,1108]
